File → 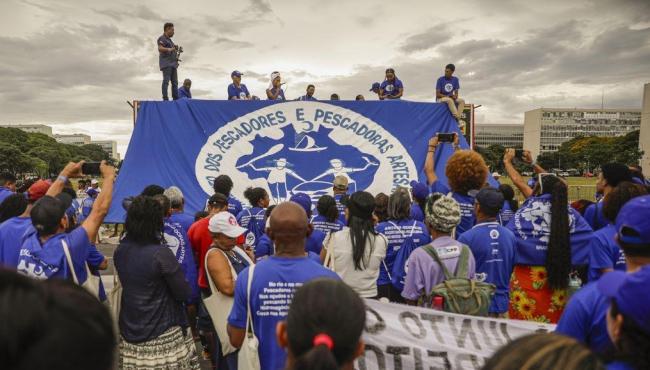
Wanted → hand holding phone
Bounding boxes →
[81,162,101,176]
[437,133,455,143]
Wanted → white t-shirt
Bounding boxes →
[324,227,387,298]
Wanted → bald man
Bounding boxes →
[227,202,339,370]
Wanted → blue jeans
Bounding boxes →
[161,67,178,100]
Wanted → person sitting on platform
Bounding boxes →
[369,82,383,100]
[297,85,317,101]
[436,64,465,121]
[228,71,251,100]
[330,93,340,101]
[355,95,365,101]
[379,68,403,100]
[266,71,286,101]
[178,79,192,99]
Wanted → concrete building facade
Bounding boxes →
[0,124,53,136]
[91,140,120,160]
[475,123,524,149]
[54,134,91,146]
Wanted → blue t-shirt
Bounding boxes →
[333,194,347,224]
[178,86,192,99]
[297,95,317,101]
[306,229,326,255]
[436,76,460,97]
[505,194,593,266]
[555,282,613,355]
[310,215,344,234]
[458,222,516,313]
[380,78,404,98]
[17,227,91,282]
[375,219,431,286]
[0,216,33,268]
[606,362,634,370]
[228,83,250,100]
[157,34,178,70]
[499,201,515,226]
[170,212,195,235]
[0,186,13,204]
[588,224,626,281]
[267,87,286,101]
[430,181,476,237]
[254,234,273,261]
[80,197,94,222]
[409,203,424,222]
[228,196,243,217]
[164,218,200,304]
[584,202,608,231]
[236,207,265,229]
[228,256,339,370]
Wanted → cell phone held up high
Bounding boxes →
[82,162,101,176]
[437,133,455,143]
[515,149,524,160]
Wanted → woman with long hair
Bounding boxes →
[311,195,344,233]
[320,191,386,298]
[114,195,199,369]
[373,193,389,224]
[277,279,366,370]
[506,174,592,323]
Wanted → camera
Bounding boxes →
[174,45,184,62]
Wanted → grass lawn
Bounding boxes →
[499,176,598,202]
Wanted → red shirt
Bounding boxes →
[188,216,247,289]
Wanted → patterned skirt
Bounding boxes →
[508,265,569,324]
[119,326,200,370]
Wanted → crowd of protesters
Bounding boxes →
[0,128,650,370]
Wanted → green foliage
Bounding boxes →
[0,127,110,176]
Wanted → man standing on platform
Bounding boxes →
[158,22,179,101]
[228,70,251,100]
[436,64,465,121]
[178,79,192,99]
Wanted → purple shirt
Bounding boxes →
[380,78,404,99]
[401,236,476,302]
[436,76,460,97]
[228,83,250,100]
[0,186,13,204]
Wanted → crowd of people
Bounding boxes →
[1,132,650,369]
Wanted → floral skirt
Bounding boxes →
[508,265,569,324]
[119,326,200,370]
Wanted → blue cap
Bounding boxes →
[615,195,650,245]
[409,180,429,200]
[86,188,98,197]
[475,187,504,212]
[369,82,380,91]
[231,70,243,77]
[598,266,650,335]
[289,192,312,216]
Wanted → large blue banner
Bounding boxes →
[106,100,469,222]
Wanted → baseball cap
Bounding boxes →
[615,194,650,245]
[289,192,312,215]
[86,188,99,197]
[598,265,650,335]
[409,180,429,201]
[27,180,51,202]
[476,187,504,213]
[492,172,501,178]
[31,193,73,235]
[231,70,243,77]
[369,82,380,91]
[208,212,247,238]
[90,179,99,185]
[333,176,349,190]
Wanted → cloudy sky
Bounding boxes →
[1,0,649,157]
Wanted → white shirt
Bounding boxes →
[324,227,387,298]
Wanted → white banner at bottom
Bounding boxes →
[357,299,555,370]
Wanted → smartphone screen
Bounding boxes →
[515,149,524,159]
[82,162,101,176]
[437,133,455,143]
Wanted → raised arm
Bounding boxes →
[46,161,84,198]
[424,136,439,185]
[503,148,533,198]
[81,162,116,242]
[522,150,546,174]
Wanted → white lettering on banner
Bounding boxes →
[195,102,418,204]
[357,299,554,370]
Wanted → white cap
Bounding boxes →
[91,179,99,185]
[492,172,501,178]
[208,211,247,238]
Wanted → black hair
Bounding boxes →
[140,184,165,197]
[330,93,340,100]
[601,163,633,188]
[265,204,276,219]
[373,193,389,223]
[62,187,77,200]
[609,300,650,370]
[347,192,378,270]
[498,184,518,212]
[482,333,604,370]
[543,176,571,290]
[243,187,267,207]
[163,22,174,31]
[0,270,115,370]
[0,172,16,186]
[194,210,209,221]
[17,179,35,194]
[286,279,365,370]
[125,196,164,245]
[387,187,411,221]
[213,175,234,196]
[355,95,364,100]
[307,84,315,89]
[445,63,456,72]
[0,193,28,223]
[316,195,339,223]
[412,190,427,217]
[385,68,395,74]
[602,182,647,223]
[152,194,171,217]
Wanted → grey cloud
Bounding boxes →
[94,5,164,22]
[398,26,452,53]
[215,37,254,49]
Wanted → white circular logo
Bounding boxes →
[239,91,247,99]
[195,102,417,204]
[489,229,500,239]
[385,84,394,92]
[444,83,453,93]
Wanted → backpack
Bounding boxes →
[389,221,419,292]
[244,209,265,248]
[420,244,495,317]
